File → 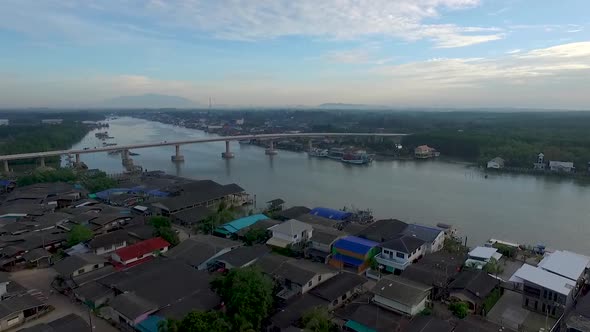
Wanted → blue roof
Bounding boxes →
[332,254,364,267]
[136,316,164,332]
[334,236,378,255]
[309,207,352,221]
[344,320,377,332]
[217,214,269,234]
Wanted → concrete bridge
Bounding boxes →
[0,132,408,172]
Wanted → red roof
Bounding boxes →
[114,237,170,262]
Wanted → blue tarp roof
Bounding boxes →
[136,316,164,332]
[334,236,378,255]
[217,214,269,234]
[332,254,364,267]
[344,320,377,332]
[0,180,13,187]
[309,207,352,221]
[95,187,171,199]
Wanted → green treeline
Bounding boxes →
[0,124,90,155]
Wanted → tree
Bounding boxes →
[159,311,232,332]
[155,227,179,247]
[149,216,179,246]
[211,267,274,331]
[302,307,337,332]
[67,225,93,246]
[483,258,504,276]
[198,202,236,234]
[449,302,469,319]
[243,228,269,245]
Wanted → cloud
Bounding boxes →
[0,0,503,48]
[324,44,394,65]
[506,49,521,54]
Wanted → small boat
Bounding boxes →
[308,148,328,157]
[129,151,140,156]
[341,151,373,165]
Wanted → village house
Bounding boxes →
[87,229,130,256]
[53,253,108,280]
[111,237,169,268]
[329,236,379,273]
[107,292,158,328]
[306,224,346,263]
[401,223,446,253]
[449,269,499,314]
[356,218,409,243]
[164,235,241,270]
[375,235,426,274]
[371,275,432,317]
[266,219,313,249]
[214,214,269,238]
[549,161,575,173]
[0,294,49,331]
[414,145,437,159]
[309,272,367,310]
[18,313,90,332]
[465,246,502,269]
[211,245,269,270]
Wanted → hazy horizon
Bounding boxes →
[1,1,589,109]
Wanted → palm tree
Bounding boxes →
[198,202,236,234]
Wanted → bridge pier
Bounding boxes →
[75,153,80,164]
[265,140,278,155]
[171,144,185,162]
[39,157,45,168]
[3,160,8,174]
[308,139,313,151]
[222,141,234,159]
[122,149,133,167]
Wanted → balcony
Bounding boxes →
[375,253,411,271]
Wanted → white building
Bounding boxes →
[376,236,426,273]
[487,157,505,169]
[465,246,502,269]
[549,161,575,173]
[266,219,313,249]
[0,120,9,126]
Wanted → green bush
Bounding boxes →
[483,288,502,314]
[449,302,469,319]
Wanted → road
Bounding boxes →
[9,269,118,332]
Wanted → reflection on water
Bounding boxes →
[67,117,590,254]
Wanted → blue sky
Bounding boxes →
[1,0,589,108]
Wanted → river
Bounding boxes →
[66,117,590,254]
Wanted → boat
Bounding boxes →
[341,151,373,165]
[129,151,140,156]
[308,148,328,157]
[327,148,346,160]
[102,142,117,147]
[238,140,251,144]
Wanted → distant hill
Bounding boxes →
[318,103,388,110]
[98,94,198,108]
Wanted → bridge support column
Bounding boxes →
[75,153,80,164]
[222,141,234,159]
[39,157,45,168]
[3,160,8,174]
[308,139,313,151]
[265,140,278,155]
[171,144,185,162]
[122,149,133,167]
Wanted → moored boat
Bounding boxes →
[341,150,373,165]
[308,148,328,157]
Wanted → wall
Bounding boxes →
[429,232,445,253]
[72,263,105,277]
[197,247,233,270]
[521,281,568,318]
[0,312,24,331]
[310,240,332,253]
[300,270,338,294]
[95,241,127,255]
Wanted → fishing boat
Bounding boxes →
[341,151,373,165]
[327,148,346,160]
[129,151,140,156]
[308,148,328,157]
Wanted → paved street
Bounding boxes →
[10,269,118,332]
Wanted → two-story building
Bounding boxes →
[402,224,445,253]
[266,219,313,249]
[329,236,379,273]
[372,275,432,317]
[465,246,502,269]
[375,235,426,274]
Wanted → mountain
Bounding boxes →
[98,94,198,108]
[318,103,389,110]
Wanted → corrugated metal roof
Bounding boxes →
[309,207,352,221]
[334,236,378,255]
[509,264,576,296]
[345,320,377,332]
[538,250,590,281]
[218,214,269,233]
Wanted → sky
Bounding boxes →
[1,0,590,109]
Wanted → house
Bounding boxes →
[329,236,379,273]
[107,292,158,327]
[53,253,107,279]
[275,206,311,221]
[309,272,367,310]
[414,145,436,159]
[88,230,130,255]
[212,245,269,269]
[405,315,453,332]
[0,294,49,331]
[487,157,505,169]
[356,219,408,243]
[170,206,212,227]
[401,224,445,253]
[306,224,346,263]
[266,219,313,249]
[18,313,90,332]
[400,251,465,300]
[308,207,351,221]
[268,294,329,331]
[509,264,577,318]
[73,281,114,309]
[266,198,285,212]
[537,250,590,283]
[335,300,407,332]
[257,254,338,300]
[22,248,51,267]
[111,237,169,268]
[214,214,269,238]
[371,275,432,317]
[465,246,502,269]
[375,235,426,274]
[549,161,575,173]
[235,218,281,239]
[97,259,220,321]
[164,235,241,270]
[449,269,499,314]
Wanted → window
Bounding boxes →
[534,301,538,310]
[543,289,547,298]
[93,264,100,269]
[383,249,389,255]
[77,268,85,274]
[553,292,557,301]
[542,303,545,312]
[525,298,529,307]
[341,294,347,301]
[308,281,312,287]
[318,275,322,282]
[552,306,556,316]
[396,252,405,259]
[294,234,298,239]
